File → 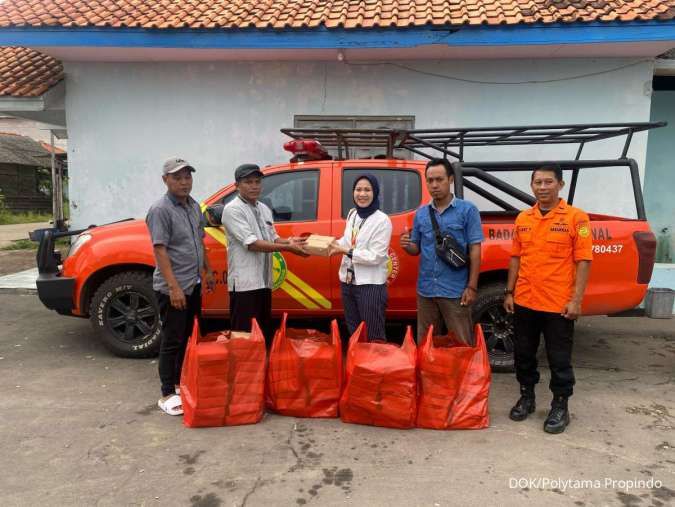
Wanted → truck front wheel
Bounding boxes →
[473,283,516,373]
[89,271,161,358]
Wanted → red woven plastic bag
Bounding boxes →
[266,313,342,418]
[339,323,417,429]
[416,324,491,430]
[180,318,266,428]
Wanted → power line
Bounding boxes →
[344,59,652,85]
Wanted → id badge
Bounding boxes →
[346,267,355,285]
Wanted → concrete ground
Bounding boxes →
[0,268,38,290]
[1,294,673,507]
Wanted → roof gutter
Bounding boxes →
[0,21,673,49]
[0,81,66,131]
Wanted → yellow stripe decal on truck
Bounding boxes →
[279,280,321,310]
[285,271,332,309]
[204,226,227,246]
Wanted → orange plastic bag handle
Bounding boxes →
[279,312,288,340]
[249,318,266,343]
[401,325,417,363]
[188,317,201,345]
[420,324,433,350]
[330,319,342,387]
[179,317,201,393]
[347,321,367,352]
[419,324,434,363]
[270,312,288,355]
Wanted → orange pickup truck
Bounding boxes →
[34,123,662,371]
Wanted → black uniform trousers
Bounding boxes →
[156,284,201,397]
[229,288,273,345]
[514,304,575,398]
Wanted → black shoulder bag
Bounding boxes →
[428,205,468,269]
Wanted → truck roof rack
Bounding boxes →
[281,121,667,220]
[281,121,666,162]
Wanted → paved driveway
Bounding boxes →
[1,294,673,506]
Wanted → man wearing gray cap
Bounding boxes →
[146,157,215,416]
[222,163,307,342]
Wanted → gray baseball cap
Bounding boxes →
[163,156,195,175]
[234,163,263,182]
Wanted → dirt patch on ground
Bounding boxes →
[0,250,36,276]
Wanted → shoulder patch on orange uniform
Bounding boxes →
[577,223,590,238]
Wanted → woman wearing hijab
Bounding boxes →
[330,174,393,341]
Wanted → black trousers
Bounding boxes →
[156,285,201,397]
[229,288,272,344]
[514,304,575,398]
[340,282,388,341]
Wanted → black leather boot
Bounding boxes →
[544,396,570,434]
[509,385,536,421]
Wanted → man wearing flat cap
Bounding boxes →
[147,157,215,416]
[222,163,307,342]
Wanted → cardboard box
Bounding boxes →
[304,234,335,257]
[216,331,252,342]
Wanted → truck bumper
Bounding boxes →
[36,273,76,315]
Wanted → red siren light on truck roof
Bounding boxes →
[283,138,331,162]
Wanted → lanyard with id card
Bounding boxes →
[345,210,368,285]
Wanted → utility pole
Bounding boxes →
[50,130,65,230]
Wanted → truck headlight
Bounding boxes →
[68,233,92,258]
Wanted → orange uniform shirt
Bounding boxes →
[511,199,593,313]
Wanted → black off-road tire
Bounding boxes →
[472,282,516,373]
[89,271,161,358]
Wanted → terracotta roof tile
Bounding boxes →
[0,1,673,30]
[0,47,63,98]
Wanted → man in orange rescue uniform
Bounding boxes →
[504,165,592,434]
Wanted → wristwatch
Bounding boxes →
[504,288,514,295]
[347,248,354,259]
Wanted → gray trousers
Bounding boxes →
[340,282,388,341]
[416,294,474,345]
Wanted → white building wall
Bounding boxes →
[64,58,655,228]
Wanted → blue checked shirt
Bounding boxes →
[410,198,484,299]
